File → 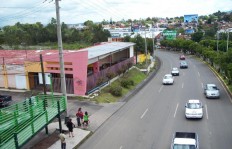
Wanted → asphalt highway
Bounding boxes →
[79,50,232,149]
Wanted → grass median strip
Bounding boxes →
[92,68,147,103]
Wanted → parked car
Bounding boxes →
[179,55,185,60]
[171,67,179,76]
[0,95,12,107]
[204,84,220,99]
[162,74,174,85]
[185,99,203,119]
[180,61,188,69]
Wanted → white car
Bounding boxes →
[204,84,220,99]
[185,99,203,119]
[171,67,179,76]
[162,74,174,85]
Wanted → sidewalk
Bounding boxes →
[48,102,125,149]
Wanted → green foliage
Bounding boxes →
[191,32,204,42]
[1,18,110,49]
[120,79,134,88]
[130,34,145,53]
[110,86,122,96]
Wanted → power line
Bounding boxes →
[0,1,53,23]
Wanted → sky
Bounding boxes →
[0,0,232,27]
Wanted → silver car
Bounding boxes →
[171,67,179,76]
[204,84,220,99]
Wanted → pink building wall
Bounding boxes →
[44,50,88,95]
[70,51,88,95]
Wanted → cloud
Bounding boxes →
[0,0,231,27]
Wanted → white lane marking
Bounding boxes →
[205,104,209,120]
[174,103,179,118]
[182,83,184,88]
[198,72,200,77]
[120,146,123,149]
[201,83,203,88]
[140,108,148,119]
[158,86,163,93]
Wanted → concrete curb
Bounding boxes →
[120,56,161,102]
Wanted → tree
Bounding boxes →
[45,18,58,42]
[131,34,145,53]
[0,29,5,45]
[123,36,131,42]
[191,31,204,42]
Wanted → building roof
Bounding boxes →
[82,42,135,59]
[0,42,135,65]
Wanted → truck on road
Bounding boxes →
[171,132,199,149]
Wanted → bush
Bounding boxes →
[120,79,134,88]
[106,71,115,80]
[110,86,122,96]
[126,61,133,69]
[128,80,134,86]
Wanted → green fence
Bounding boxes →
[0,94,66,149]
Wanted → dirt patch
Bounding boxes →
[31,130,65,149]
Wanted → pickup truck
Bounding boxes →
[0,95,12,107]
[171,132,199,149]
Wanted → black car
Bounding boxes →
[180,61,188,69]
[0,95,12,107]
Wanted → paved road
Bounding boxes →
[79,50,232,149]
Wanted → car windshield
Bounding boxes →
[173,68,178,71]
[173,144,196,149]
[207,86,217,90]
[187,103,201,109]
[181,62,187,65]
[164,76,172,79]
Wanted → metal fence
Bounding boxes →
[87,57,134,93]
[0,94,66,149]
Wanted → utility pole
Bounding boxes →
[144,30,147,66]
[55,0,68,115]
[152,31,155,58]
[40,54,48,134]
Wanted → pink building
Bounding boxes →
[0,42,135,95]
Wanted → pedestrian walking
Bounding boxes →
[76,107,83,127]
[59,130,66,149]
[82,111,89,129]
[66,119,75,137]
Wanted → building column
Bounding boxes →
[3,65,8,89]
[93,61,100,73]
[25,71,30,90]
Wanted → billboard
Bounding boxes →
[162,30,177,40]
[184,14,198,24]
